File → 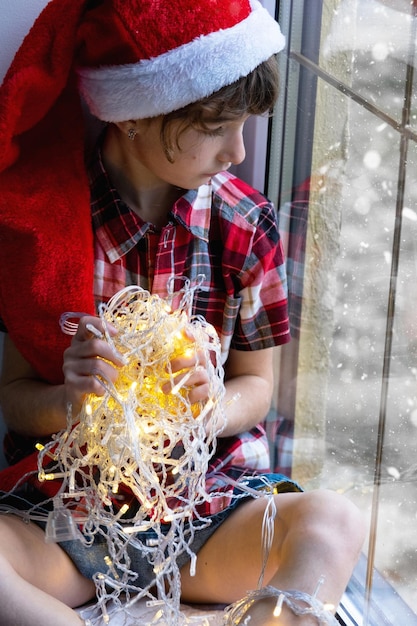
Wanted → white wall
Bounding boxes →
[0,0,51,81]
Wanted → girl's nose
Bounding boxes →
[218,129,246,166]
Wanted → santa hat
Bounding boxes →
[76,0,285,121]
[0,0,284,386]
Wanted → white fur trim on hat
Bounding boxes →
[77,0,285,122]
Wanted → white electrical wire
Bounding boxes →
[39,285,227,624]
[223,583,338,625]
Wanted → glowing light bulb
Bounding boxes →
[142,422,153,434]
[182,346,195,359]
[273,593,285,618]
[119,504,129,516]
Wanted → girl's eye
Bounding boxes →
[203,126,224,137]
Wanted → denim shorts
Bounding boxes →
[56,473,303,587]
[1,473,302,589]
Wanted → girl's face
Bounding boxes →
[130,113,249,189]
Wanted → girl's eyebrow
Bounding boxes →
[201,112,247,124]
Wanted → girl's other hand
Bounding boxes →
[62,315,124,414]
[166,344,210,405]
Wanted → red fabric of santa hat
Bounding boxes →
[0,0,285,385]
[0,0,93,386]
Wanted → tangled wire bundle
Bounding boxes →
[38,284,227,625]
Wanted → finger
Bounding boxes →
[76,316,118,342]
[170,348,207,373]
[64,353,120,380]
[64,358,120,400]
[65,338,125,369]
[162,366,210,400]
[85,323,104,339]
[188,382,210,404]
[182,366,210,387]
[68,316,125,366]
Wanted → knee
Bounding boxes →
[291,489,366,558]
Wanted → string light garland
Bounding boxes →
[223,580,338,625]
[39,283,228,625]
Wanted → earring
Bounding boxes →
[128,128,137,141]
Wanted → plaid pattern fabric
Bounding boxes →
[91,146,290,363]
[260,178,311,476]
[263,411,295,477]
[90,143,291,511]
[277,178,310,340]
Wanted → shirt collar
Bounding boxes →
[90,143,212,263]
[171,184,212,242]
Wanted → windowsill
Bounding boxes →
[337,554,417,626]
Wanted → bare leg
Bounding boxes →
[0,515,95,626]
[180,489,366,625]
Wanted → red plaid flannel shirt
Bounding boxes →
[90,143,290,515]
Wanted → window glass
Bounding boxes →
[271,0,417,620]
[321,0,415,124]
[321,98,417,613]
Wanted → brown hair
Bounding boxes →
[160,55,279,161]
